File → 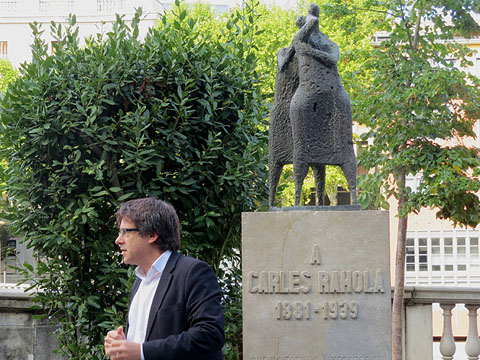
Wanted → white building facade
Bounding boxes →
[0,0,166,68]
[0,0,241,69]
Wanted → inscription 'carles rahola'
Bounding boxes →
[248,271,312,294]
[247,270,385,294]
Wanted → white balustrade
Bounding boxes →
[465,305,480,360]
[403,286,480,360]
[440,304,456,360]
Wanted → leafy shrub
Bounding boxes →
[0,2,268,358]
[0,58,17,94]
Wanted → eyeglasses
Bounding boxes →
[118,228,139,236]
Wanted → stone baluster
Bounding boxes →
[440,304,456,360]
[465,305,480,360]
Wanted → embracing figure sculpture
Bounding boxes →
[268,3,357,207]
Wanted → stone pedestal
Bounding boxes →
[242,210,391,360]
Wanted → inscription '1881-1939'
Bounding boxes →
[274,300,358,320]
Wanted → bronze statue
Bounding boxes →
[268,16,305,207]
[269,4,357,207]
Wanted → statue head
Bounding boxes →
[307,3,320,17]
[296,15,306,29]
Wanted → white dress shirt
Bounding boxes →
[127,250,171,360]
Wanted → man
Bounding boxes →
[104,197,225,360]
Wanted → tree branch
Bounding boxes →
[398,0,414,50]
[412,6,423,50]
[351,6,394,17]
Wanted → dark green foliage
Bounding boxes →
[0,3,268,358]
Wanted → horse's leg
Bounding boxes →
[294,161,309,206]
[269,163,284,207]
[312,164,326,206]
[341,149,358,205]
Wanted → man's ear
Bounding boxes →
[148,233,159,244]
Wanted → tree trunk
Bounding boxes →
[392,169,408,360]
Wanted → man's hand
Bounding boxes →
[104,326,141,360]
[105,326,126,356]
[108,339,142,360]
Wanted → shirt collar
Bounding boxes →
[135,250,172,283]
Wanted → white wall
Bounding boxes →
[0,0,164,68]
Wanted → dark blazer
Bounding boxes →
[129,251,225,359]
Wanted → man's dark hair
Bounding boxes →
[116,197,180,252]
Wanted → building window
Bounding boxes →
[3,238,17,275]
[0,41,7,60]
[39,0,47,12]
[5,239,16,258]
[406,237,428,272]
[405,230,480,286]
[97,0,125,12]
[406,238,415,271]
[0,1,18,13]
[39,0,75,13]
[405,172,423,192]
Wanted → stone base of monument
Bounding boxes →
[242,210,391,360]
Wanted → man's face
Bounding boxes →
[115,218,150,267]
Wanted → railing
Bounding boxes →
[404,286,480,360]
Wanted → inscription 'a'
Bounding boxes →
[310,244,321,265]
